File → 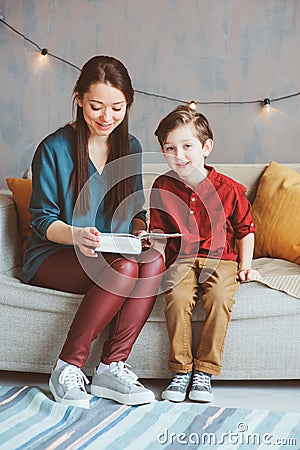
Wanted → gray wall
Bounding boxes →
[1,0,299,188]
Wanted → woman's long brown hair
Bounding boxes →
[72,56,134,219]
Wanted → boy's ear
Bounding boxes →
[203,139,213,157]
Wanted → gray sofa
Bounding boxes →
[1,163,300,380]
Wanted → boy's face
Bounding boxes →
[161,123,213,182]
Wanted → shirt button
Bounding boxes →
[190,210,194,215]
[191,197,196,202]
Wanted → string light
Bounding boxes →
[1,16,300,110]
[263,98,271,113]
[188,100,197,110]
[39,47,48,61]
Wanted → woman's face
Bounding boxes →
[76,82,127,137]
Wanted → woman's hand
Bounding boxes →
[238,268,262,282]
[73,227,101,257]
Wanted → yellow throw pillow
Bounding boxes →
[252,161,300,264]
[6,178,32,255]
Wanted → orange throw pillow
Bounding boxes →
[6,178,32,255]
[252,161,300,264]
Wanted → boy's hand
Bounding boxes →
[137,230,151,248]
[138,229,167,255]
[238,268,262,282]
[149,230,167,256]
[150,238,167,254]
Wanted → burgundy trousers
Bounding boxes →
[30,247,165,368]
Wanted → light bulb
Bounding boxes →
[188,101,197,110]
[263,98,271,113]
[39,48,48,61]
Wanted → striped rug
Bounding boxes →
[0,386,299,449]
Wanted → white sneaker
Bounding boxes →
[91,362,155,405]
[49,364,90,409]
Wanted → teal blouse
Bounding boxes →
[20,124,146,283]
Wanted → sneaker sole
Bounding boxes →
[161,390,186,402]
[49,379,90,409]
[91,384,155,405]
[188,390,213,402]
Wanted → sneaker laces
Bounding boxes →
[192,371,211,390]
[109,362,138,385]
[168,373,191,389]
[59,365,89,392]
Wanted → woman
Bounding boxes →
[21,56,165,409]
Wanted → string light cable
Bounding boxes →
[1,15,300,108]
[0,16,81,70]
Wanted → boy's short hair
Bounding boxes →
[155,104,213,147]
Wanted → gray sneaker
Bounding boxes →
[91,362,155,405]
[49,364,90,409]
[161,372,192,402]
[188,370,213,402]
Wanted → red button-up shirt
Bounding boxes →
[150,166,256,267]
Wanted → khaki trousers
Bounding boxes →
[164,257,239,376]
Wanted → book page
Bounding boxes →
[95,232,183,254]
[140,232,184,239]
[95,234,142,254]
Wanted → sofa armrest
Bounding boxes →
[0,190,22,271]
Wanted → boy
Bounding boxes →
[150,105,261,402]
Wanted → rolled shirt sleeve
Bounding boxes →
[230,185,256,240]
[29,141,62,241]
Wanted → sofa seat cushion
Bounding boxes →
[151,281,300,322]
[1,264,300,323]
[151,257,300,321]
[0,269,83,314]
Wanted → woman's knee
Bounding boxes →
[111,257,139,279]
[139,250,165,278]
[95,257,139,295]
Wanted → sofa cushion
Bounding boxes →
[2,267,300,322]
[6,178,32,255]
[252,161,300,264]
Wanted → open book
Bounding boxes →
[95,232,183,254]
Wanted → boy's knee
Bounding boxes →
[166,289,195,311]
[202,287,235,312]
